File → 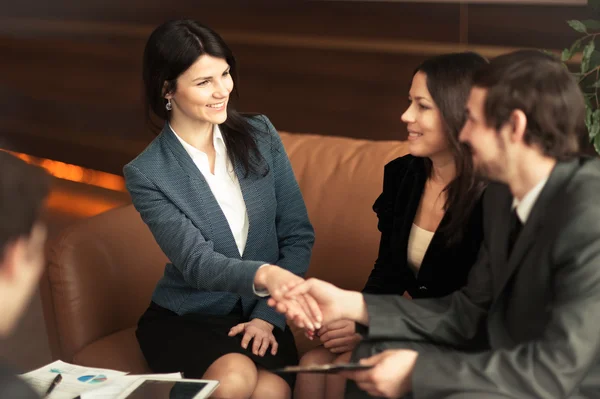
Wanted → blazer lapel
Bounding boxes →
[160,126,241,258]
[161,125,207,184]
[492,159,580,301]
[391,159,426,267]
[233,162,266,259]
[485,187,513,299]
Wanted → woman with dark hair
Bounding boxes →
[124,19,315,399]
[295,52,488,399]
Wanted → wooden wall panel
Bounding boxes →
[0,1,588,174]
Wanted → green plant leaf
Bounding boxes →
[568,20,588,33]
[591,110,600,140]
[564,37,585,62]
[590,120,600,141]
[581,41,596,73]
[590,50,600,71]
[594,132,600,154]
[582,20,600,31]
[589,81,600,88]
[586,106,593,129]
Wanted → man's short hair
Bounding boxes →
[472,50,586,160]
[0,151,51,259]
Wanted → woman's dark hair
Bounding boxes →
[414,52,488,244]
[142,19,265,176]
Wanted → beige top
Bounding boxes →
[407,223,435,275]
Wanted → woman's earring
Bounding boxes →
[165,99,172,111]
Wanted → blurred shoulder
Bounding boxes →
[0,364,38,399]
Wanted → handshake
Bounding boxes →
[254,265,418,399]
[253,264,366,333]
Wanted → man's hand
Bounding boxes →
[340,349,418,398]
[268,278,368,328]
[319,320,361,354]
[228,319,278,357]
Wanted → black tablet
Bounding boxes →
[272,363,373,374]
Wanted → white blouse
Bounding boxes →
[407,223,435,275]
[171,124,249,257]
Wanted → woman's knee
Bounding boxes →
[251,370,291,399]
[333,351,353,364]
[295,347,331,399]
[325,351,353,399]
[203,353,258,399]
[299,346,336,366]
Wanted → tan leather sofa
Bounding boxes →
[41,132,408,373]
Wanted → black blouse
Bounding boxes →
[363,155,484,299]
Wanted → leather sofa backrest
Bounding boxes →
[279,133,408,288]
[42,132,408,361]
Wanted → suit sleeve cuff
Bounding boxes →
[363,293,407,339]
[252,264,271,297]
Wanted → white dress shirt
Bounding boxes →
[171,124,249,257]
[512,177,549,223]
[172,124,269,297]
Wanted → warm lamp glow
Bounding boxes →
[2,150,127,193]
[46,190,127,218]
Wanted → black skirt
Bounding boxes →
[136,301,298,388]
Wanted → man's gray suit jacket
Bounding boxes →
[360,157,600,398]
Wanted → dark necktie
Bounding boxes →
[507,208,523,256]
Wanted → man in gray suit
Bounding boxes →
[0,151,51,398]
[270,50,600,398]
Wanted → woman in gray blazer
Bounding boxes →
[124,19,315,399]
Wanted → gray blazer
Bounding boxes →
[361,157,600,398]
[123,115,314,330]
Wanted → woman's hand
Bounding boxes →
[269,278,357,328]
[228,318,278,357]
[255,265,322,330]
[319,319,361,354]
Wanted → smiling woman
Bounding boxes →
[165,55,233,146]
[294,52,489,399]
[125,19,316,399]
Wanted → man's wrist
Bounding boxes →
[341,291,369,326]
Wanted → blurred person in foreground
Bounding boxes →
[270,50,600,398]
[0,151,51,399]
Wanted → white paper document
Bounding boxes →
[19,360,180,399]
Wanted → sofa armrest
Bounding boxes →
[43,204,167,362]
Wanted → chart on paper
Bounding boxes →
[20,360,127,399]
